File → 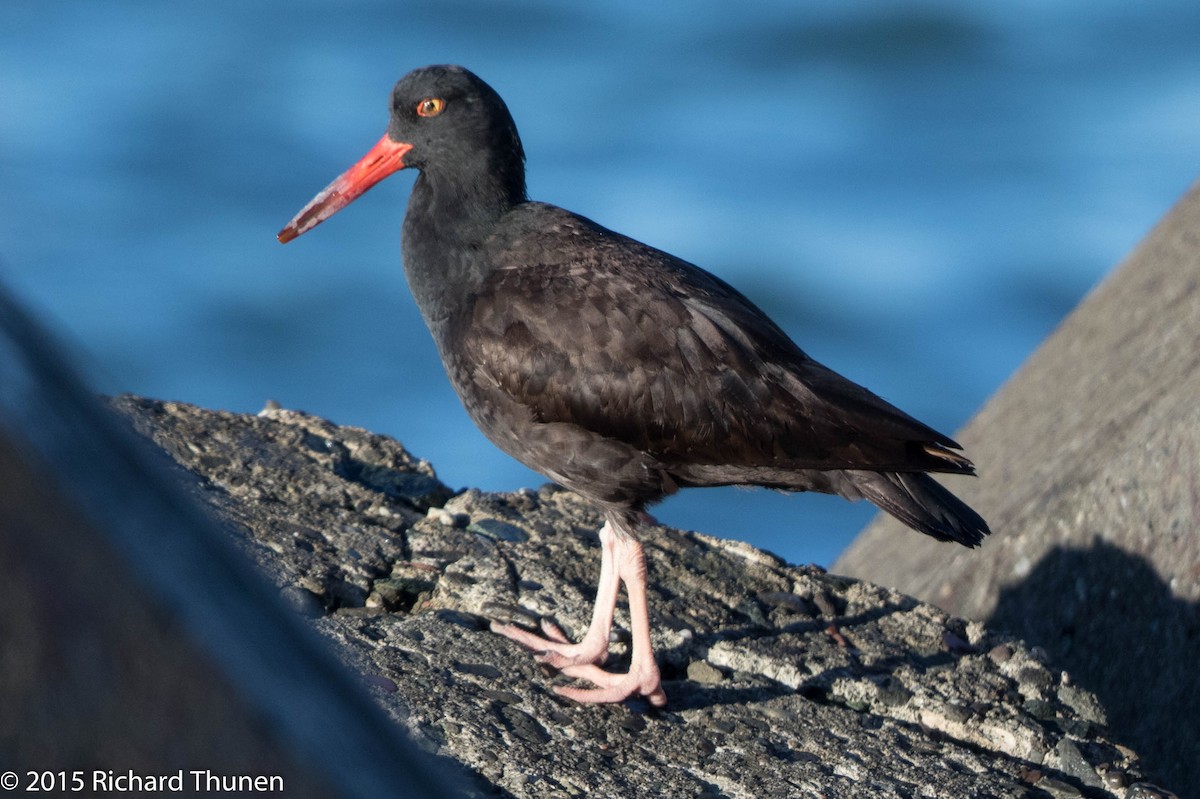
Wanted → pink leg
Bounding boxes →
[490,521,621,668]
[554,531,666,707]
[491,515,667,707]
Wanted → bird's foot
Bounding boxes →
[489,618,610,669]
[489,517,666,707]
[554,660,667,708]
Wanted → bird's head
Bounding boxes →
[278,64,525,244]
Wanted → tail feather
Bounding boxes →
[920,442,975,474]
[852,471,989,548]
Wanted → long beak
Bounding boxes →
[277,135,414,243]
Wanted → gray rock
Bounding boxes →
[834,179,1200,793]
[686,660,725,685]
[115,396,1173,798]
[116,396,452,611]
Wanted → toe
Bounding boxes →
[491,618,610,668]
[539,618,572,644]
[552,664,667,707]
[553,676,667,707]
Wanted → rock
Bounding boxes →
[116,396,452,611]
[686,660,725,685]
[0,287,465,799]
[112,396,1175,798]
[834,178,1200,792]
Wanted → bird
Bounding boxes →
[278,64,989,708]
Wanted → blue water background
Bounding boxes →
[3,2,1198,567]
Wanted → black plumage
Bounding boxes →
[280,65,989,707]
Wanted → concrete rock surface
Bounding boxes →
[835,180,1200,793]
[114,396,1179,799]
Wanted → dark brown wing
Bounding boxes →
[452,204,971,480]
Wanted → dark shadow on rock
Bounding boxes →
[655,601,964,712]
[660,676,799,712]
[988,540,1200,793]
[650,683,797,713]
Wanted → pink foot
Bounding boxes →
[490,516,669,708]
[555,661,667,707]
[489,618,609,669]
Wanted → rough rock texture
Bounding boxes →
[834,180,1200,794]
[114,395,1179,799]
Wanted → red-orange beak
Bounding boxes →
[277,135,414,243]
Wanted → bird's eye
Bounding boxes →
[416,97,446,118]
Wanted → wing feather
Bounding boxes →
[449,204,971,478]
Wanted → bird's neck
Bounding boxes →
[401,163,526,330]
[409,157,525,235]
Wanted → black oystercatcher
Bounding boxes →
[279,65,989,707]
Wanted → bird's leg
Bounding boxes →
[553,522,667,707]
[489,520,621,668]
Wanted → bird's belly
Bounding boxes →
[442,357,669,510]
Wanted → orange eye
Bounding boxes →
[416,97,445,117]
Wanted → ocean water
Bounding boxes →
[3,1,1198,566]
